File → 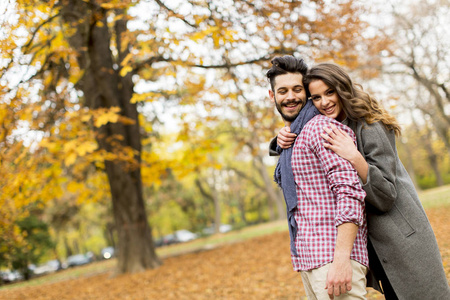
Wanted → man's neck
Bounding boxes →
[284,120,291,127]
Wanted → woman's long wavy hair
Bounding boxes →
[304,63,401,136]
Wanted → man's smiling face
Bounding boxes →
[269,73,306,125]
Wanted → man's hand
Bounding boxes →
[277,126,297,149]
[325,222,358,299]
[325,257,353,299]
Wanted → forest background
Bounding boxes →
[0,0,449,278]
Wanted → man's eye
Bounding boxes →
[294,89,303,93]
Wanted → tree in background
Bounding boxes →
[0,211,54,280]
[378,0,450,186]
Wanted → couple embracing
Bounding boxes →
[267,55,450,300]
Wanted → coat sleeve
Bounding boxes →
[359,122,397,213]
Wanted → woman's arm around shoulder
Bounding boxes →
[321,123,369,183]
[321,120,398,213]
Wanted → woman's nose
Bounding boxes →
[320,96,330,107]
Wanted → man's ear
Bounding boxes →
[268,89,275,103]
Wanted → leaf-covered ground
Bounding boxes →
[1,206,449,300]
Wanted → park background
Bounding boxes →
[0,0,449,298]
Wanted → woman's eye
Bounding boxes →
[327,90,335,95]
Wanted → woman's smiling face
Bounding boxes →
[309,79,346,121]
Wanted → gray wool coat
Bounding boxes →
[269,119,450,299]
[343,119,450,299]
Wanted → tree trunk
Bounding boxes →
[398,137,420,191]
[106,161,160,273]
[431,118,450,161]
[60,0,160,273]
[195,176,222,233]
[253,154,285,220]
[104,221,116,248]
[213,192,221,233]
[236,193,248,224]
[64,236,73,257]
[422,126,444,187]
[413,116,444,187]
[209,171,222,233]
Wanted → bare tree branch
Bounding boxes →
[153,0,198,28]
[227,167,265,190]
[187,51,292,69]
[22,14,60,52]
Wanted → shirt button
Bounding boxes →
[382,258,388,263]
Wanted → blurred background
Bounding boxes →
[0,0,449,285]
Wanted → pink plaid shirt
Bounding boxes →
[290,115,368,271]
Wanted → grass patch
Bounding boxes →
[0,259,116,291]
[418,184,450,208]
[156,219,288,258]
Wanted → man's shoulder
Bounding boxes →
[298,115,331,143]
[304,115,345,130]
[302,115,355,140]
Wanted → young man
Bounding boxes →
[267,55,369,299]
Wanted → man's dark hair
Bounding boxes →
[266,55,309,91]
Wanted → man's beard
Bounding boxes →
[275,98,304,123]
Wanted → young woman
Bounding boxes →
[275,63,450,299]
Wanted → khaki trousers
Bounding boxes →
[300,260,368,300]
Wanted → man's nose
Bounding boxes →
[286,90,296,99]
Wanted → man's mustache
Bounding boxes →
[282,100,303,107]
